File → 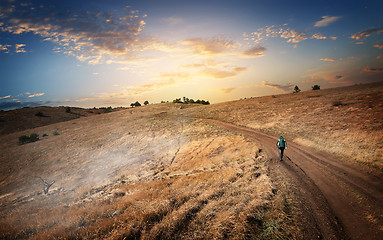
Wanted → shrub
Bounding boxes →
[332,101,343,106]
[43,133,48,137]
[312,85,320,90]
[144,100,149,106]
[53,131,60,136]
[18,133,39,145]
[35,112,44,117]
[293,85,301,93]
[65,107,71,113]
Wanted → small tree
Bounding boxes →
[134,101,141,107]
[312,85,320,90]
[144,100,149,106]
[293,85,301,93]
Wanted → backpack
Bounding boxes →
[278,137,285,148]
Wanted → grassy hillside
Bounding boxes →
[0,106,125,136]
[182,81,383,170]
[0,81,381,239]
[0,104,297,239]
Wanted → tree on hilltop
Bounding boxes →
[293,85,301,93]
[144,100,149,106]
[312,85,320,90]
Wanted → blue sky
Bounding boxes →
[0,0,382,110]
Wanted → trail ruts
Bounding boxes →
[199,118,383,240]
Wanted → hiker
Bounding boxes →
[276,136,287,161]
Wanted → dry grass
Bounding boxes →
[183,81,383,170]
[0,104,298,239]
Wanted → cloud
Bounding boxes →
[0,95,11,99]
[181,37,235,55]
[15,43,26,53]
[311,33,327,40]
[351,28,383,40]
[126,79,177,95]
[0,43,11,53]
[320,58,335,62]
[28,93,45,98]
[377,55,383,60]
[374,44,383,49]
[0,1,148,64]
[262,81,294,92]
[363,66,383,72]
[242,46,266,57]
[201,66,246,79]
[245,24,335,45]
[314,16,341,27]
[201,68,237,79]
[220,88,235,93]
[280,29,307,43]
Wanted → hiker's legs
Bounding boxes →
[279,148,284,160]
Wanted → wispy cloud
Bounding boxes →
[0,95,11,99]
[242,46,266,57]
[377,55,383,60]
[220,88,235,93]
[374,44,383,49]
[320,58,335,62]
[246,24,328,45]
[181,37,235,55]
[201,66,246,79]
[0,1,148,64]
[351,28,383,40]
[314,16,341,27]
[311,33,327,40]
[262,81,293,92]
[0,43,10,53]
[15,43,26,53]
[28,93,45,98]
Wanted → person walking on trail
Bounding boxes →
[276,136,287,161]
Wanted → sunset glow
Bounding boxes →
[1,0,382,109]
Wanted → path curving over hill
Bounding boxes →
[201,118,383,240]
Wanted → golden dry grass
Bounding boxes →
[0,104,297,239]
[182,81,383,170]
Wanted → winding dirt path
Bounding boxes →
[201,118,383,240]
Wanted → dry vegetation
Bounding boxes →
[182,81,383,170]
[0,106,124,135]
[0,104,297,239]
[0,81,381,239]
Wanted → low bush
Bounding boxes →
[18,133,39,145]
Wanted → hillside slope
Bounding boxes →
[0,82,382,239]
[183,81,383,170]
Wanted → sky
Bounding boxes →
[0,0,382,110]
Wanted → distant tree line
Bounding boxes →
[173,97,210,105]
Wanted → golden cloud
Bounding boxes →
[320,58,335,62]
[220,88,236,93]
[181,37,235,55]
[314,16,341,27]
[28,93,45,98]
[242,46,266,58]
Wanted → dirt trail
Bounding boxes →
[201,118,383,240]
